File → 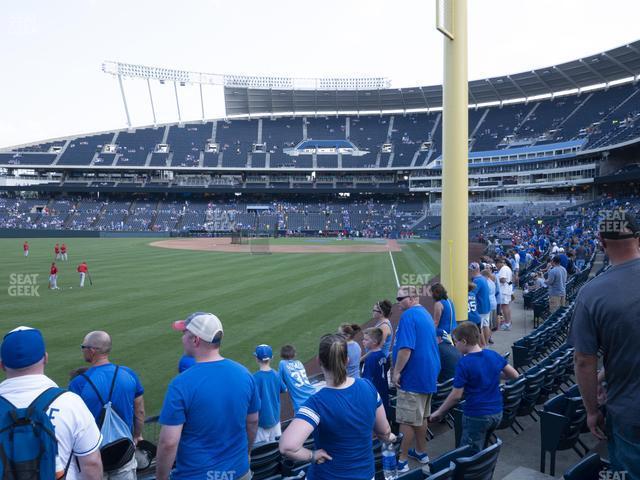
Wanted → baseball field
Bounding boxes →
[0,237,440,414]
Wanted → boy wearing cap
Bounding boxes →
[253,344,287,443]
[0,326,103,479]
[157,312,260,480]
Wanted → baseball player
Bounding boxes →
[23,241,29,257]
[77,261,88,287]
[54,243,60,260]
[49,262,58,290]
[61,243,68,261]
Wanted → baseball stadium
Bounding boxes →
[2,1,640,479]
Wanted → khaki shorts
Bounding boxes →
[396,389,432,427]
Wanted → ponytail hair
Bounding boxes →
[319,334,348,386]
[338,323,362,340]
[377,299,393,318]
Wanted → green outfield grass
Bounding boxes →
[0,237,440,414]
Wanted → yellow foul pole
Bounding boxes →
[437,0,468,321]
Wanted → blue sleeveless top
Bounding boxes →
[438,299,456,334]
[375,319,393,357]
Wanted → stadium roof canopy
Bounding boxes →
[224,40,640,116]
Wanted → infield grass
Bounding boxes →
[0,237,439,414]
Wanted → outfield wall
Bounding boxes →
[0,229,171,239]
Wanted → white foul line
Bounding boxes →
[388,250,400,288]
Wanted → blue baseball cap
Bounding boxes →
[254,344,273,361]
[1,327,46,369]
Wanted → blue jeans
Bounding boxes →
[607,414,640,480]
[460,413,502,454]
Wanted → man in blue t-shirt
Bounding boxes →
[392,285,440,472]
[69,330,145,479]
[470,262,492,346]
[156,312,260,480]
[429,322,519,454]
[253,344,287,443]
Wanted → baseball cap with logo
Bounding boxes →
[172,312,223,343]
[254,344,273,361]
[469,262,480,271]
[599,209,640,240]
[1,326,46,369]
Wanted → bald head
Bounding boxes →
[83,331,112,355]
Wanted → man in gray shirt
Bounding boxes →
[545,256,567,312]
[568,208,640,478]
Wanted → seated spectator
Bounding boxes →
[278,344,316,412]
[253,344,287,444]
[429,322,519,454]
[0,326,102,479]
[361,327,389,415]
[436,329,461,383]
[279,334,395,480]
[338,323,362,378]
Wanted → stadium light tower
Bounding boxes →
[437,0,469,321]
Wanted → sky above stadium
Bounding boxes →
[1,0,639,148]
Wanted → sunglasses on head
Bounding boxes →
[396,295,409,302]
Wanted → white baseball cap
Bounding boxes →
[172,312,223,343]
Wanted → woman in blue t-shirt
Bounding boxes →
[430,283,456,333]
[279,334,395,480]
[338,323,362,378]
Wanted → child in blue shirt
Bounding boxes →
[253,344,287,443]
[278,344,316,412]
[361,327,390,416]
[428,322,519,453]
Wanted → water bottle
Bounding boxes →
[382,440,398,480]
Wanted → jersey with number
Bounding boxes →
[278,360,315,412]
[468,290,481,325]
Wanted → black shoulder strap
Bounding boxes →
[107,365,120,403]
[79,372,105,405]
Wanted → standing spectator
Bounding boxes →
[575,243,587,270]
[496,258,513,330]
[361,327,390,415]
[157,312,260,480]
[278,344,316,413]
[467,283,484,347]
[23,240,29,257]
[429,322,519,454]
[69,331,146,479]
[279,334,395,480]
[436,328,461,383]
[177,354,195,373]
[481,269,497,344]
[77,261,88,287]
[429,283,456,334]
[362,300,393,361]
[470,262,491,345]
[392,285,441,472]
[546,256,567,312]
[0,326,103,479]
[569,209,640,479]
[338,323,362,378]
[49,262,58,290]
[253,344,286,444]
